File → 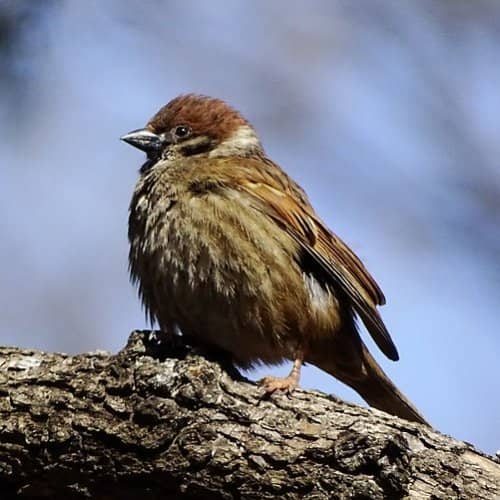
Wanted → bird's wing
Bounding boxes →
[224,157,399,361]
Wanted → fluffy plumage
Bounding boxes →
[122,94,428,425]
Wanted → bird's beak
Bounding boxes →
[120,128,164,154]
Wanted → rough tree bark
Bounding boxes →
[0,331,498,499]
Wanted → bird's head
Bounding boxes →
[121,94,263,172]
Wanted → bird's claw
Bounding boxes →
[259,375,299,395]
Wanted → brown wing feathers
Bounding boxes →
[234,159,399,361]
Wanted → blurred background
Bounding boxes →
[1,0,499,454]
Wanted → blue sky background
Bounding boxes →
[1,1,499,454]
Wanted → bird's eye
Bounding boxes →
[173,125,191,139]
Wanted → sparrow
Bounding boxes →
[121,94,428,425]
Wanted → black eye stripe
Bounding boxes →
[179,136,214,156]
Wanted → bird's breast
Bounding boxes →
[129,184,341,366]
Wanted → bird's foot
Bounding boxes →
[258,355,303,395]
[259,374,300,394]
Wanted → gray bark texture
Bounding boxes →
[0,330,498,499]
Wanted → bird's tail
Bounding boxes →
[349,346,428,425]
[311,340,429,425]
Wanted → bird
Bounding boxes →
[121,94,428,425]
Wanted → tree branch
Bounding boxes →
[0,331,498,499]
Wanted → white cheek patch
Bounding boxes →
[182,135,213,148]
[209,125,262,157]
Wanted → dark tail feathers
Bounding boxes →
[345,346,428,425]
